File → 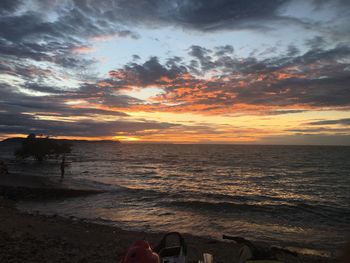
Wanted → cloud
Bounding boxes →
[266,110,306,115]
[69,0,290,32]
[188,45,216,72]
[1,0,348,79]
[286,45,300,56]
[0,0,21,14]
[169,0,290,31]
[104,44,350,115]
[304,36,328,50]
[0,2,138,76]
[63,0,350,39]
[0,111,178,137]
[307,118,350,126]
[0,82,180,138]
[287,127,350,133]
[214,45,234,56]
[1,0,350,142]
[109,56,187,86]
[2,38,349,134]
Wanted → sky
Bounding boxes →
[0,0,350,144]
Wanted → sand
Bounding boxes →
[0,173,338,263]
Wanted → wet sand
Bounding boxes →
[0,173,104,200]
[0,174,337,263]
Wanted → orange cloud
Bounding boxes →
[91,35,115,42]
[72,46,95,54]
[97,81,114,87]
[111,124,277,143]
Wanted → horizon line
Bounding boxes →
[1,136,349,147]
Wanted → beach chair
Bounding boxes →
[155,232,187,263]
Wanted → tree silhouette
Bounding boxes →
[15,134,71,162]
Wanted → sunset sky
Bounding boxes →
[1,0,350,144]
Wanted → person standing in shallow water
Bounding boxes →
[60,156,65,180]
[0,160,8,176]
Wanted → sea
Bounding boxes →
[1,142,350,255]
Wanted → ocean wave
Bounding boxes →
[160,200,350,224]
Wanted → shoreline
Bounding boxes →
[0,174,339,262]
[0,196,240,263]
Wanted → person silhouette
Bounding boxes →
[0,160,8,175]
[60,156,65,180]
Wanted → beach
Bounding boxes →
[0,199,237,263]
[0,173,240,263]
[0,172,339,263]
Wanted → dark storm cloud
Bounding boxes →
[69,0,290,31]
[0,2,138,74]
[60,0,350,35]
[108,43,350,112]
[187,45,216,72]
[109,56,187,86]
[0,83,129,118]
[287,127,350,133]
[214,45,234,56]
[0,0,22,14]
[253,45,349,75]
[0,7,137,43]
[291,45,350,66]
[1,0,348,75]
[1,98,129,118]
[166,56,183,66]
[22,83,65,94]
[0,82,182,137]
[0,39,53,62]
[286,45,300,56]
[188,45,212,59]
[1,0,350,138]
[0,9,152,136]
[304,36,328,50]
[312,0,350,10]
[0,111,178,137]
[1,0,349,57]
[0,0,287,53]
[185,43,350,79]
[234,74,350,107]
[168,0,288,31]
[307,118,350,126]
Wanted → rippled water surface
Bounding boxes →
[2,143,350,253]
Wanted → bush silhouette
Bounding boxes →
[15,134,72,162]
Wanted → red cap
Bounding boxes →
[121,240,160,263]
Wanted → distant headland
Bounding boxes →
[1,137,121,144]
